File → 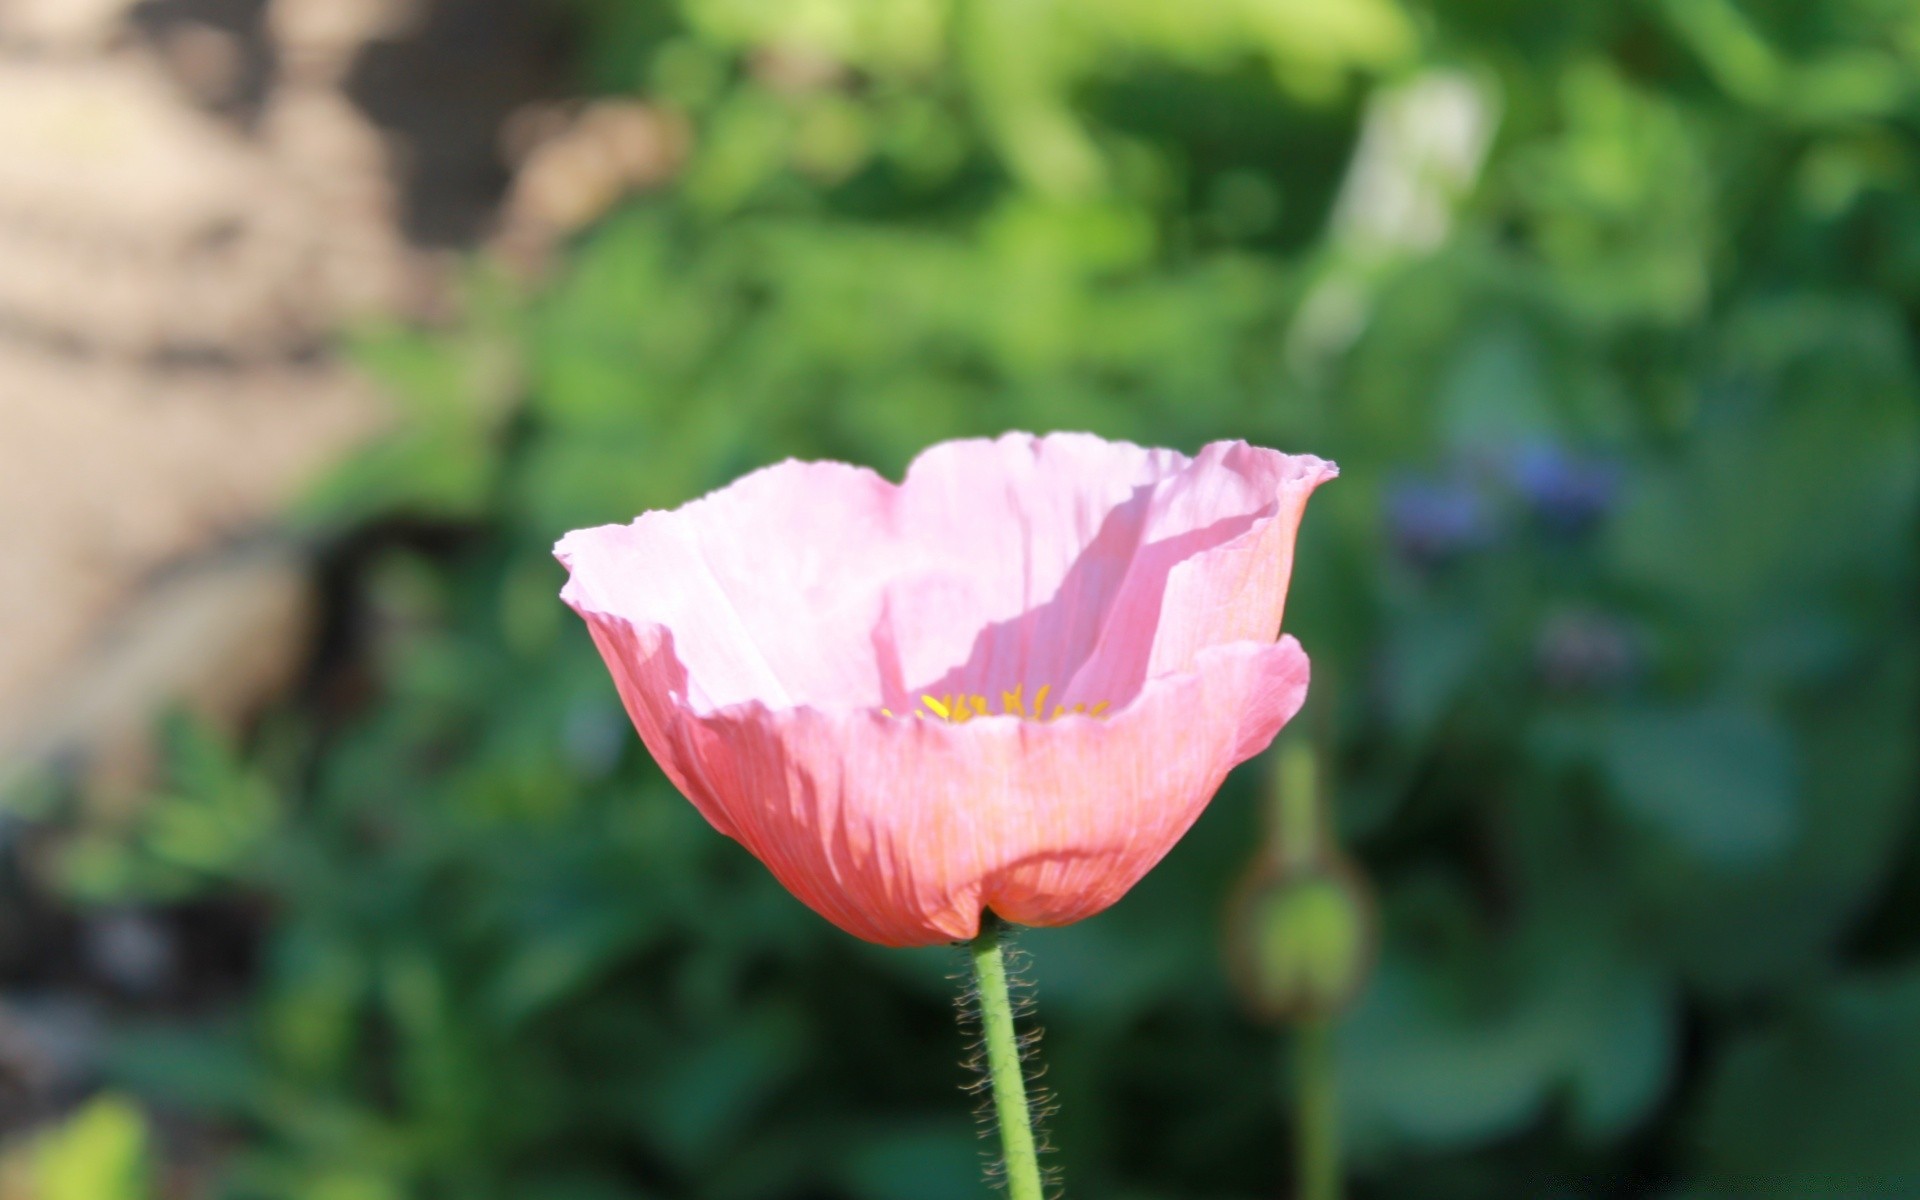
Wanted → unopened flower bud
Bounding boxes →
[1227,860,1374,1023]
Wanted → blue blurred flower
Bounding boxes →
[1509,441,1621,535]
[1385,475,1493,568]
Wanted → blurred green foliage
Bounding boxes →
[19,1096,153,1200]
[66,0,1920,1195]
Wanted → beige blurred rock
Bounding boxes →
[0,0,425,786]
[0,55,408,354]
[6,542,316,800]
[749,42,848,95]
[0,348,379,781]
[0,0,141,50]
[270,0,422,83]
[0,57,266,239]
[259,84,412,319]
[498,100,688,271]
[155,21,247,107]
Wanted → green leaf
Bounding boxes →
[1435,317,1556,454]
[34,1096,151,1200]
[1600,702,1797,866]
[841,1124,984,1200]
[1698,969,1920,1188]
[1340,919,1675,1156]
[640,1009,808,1169]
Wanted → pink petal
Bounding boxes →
[558,433,1334,712]
[558,460,902,712]
[580,610,1311,945]
[1064,443,1337,705]
[556,432,1337,945]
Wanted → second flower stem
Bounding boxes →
[968,918,1046,1200]
[1295,1015,1341,1200]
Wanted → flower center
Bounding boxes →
[882,684,1111,724]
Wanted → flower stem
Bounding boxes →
[1273,737,1344,1200]
[967,918,1046,1200]
[1294,1016,1341,1200]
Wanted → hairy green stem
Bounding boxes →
[967,919,1046,1200]
[1294,1016,1340,1200]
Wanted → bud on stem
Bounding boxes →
[1226,736,1378,1200]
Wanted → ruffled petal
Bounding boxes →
[679,638,1312,946]
[558,433,1335,946]
[1060,444,1337,706]
[559,433,1334,714]
[557,459,901,710]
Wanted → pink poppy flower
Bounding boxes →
[556,433,1336,947]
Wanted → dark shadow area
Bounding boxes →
[342,0,571,246]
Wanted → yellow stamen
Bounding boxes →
[905,682,1115,723]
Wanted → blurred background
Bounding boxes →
[1,0,1917,1196]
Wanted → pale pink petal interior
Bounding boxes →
[557,433,1334,715]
